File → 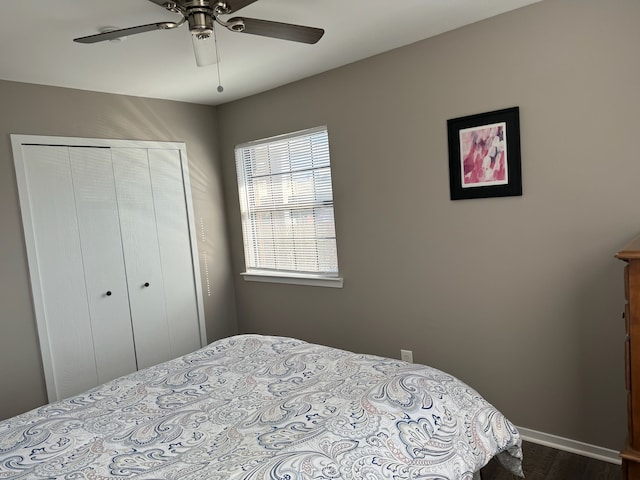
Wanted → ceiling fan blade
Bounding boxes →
[229,17,324,44]
[73,22,178,44]
[191,34,217,66]
[222,0,259,14]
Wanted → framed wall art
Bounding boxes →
[447,106,521,200]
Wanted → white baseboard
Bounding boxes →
[516,426,622,465]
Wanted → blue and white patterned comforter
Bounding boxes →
[0,334,523,479]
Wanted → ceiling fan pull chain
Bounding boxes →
[214,25,224,93]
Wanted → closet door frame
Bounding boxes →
[11,135,207,400]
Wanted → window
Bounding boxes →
[235,126,341,288]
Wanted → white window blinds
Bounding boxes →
[235,126,339,278]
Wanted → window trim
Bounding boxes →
[235,126,341,287]
[241,270,343,288]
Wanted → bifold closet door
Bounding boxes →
[21,146,137,401]
[147,148,201,357]
[68,147,137,383]
[16,137,206,402]
[111,147,202,367]
[111,148,173,369]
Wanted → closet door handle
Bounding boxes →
[106,291,112,296]
[144,282,150,287]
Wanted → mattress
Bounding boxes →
[0,334,523,479]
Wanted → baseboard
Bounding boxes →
[517,426,622,465]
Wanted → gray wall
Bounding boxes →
[217,0,640,450]
[0,81,237,420]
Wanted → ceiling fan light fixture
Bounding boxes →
[191,29,217,66]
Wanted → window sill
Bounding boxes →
[241,271,343,288]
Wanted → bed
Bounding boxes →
[0,334,523,479]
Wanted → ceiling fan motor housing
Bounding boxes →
[182,1,215,37]
[187,9,214,37]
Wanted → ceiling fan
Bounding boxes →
[73,0,325,67]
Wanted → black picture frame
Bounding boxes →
[447,107,521,200]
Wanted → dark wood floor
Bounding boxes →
[481,441,621,479]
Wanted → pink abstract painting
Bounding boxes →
[459,122,508,188]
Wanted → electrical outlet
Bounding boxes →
[400,349,413,363]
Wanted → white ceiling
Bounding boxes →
[0,0,541,106]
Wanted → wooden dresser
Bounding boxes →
[616,235,640,479]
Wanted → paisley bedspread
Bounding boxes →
[0,334,523,479]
